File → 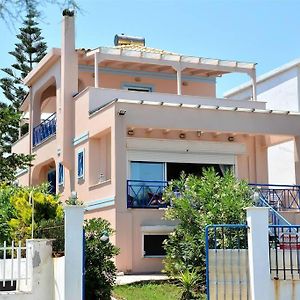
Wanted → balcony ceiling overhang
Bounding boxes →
[90,98,300,137]
[86,46,256,76]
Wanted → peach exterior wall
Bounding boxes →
[13,94,272,273]
[78,71,216,97]
[13,58,294,273]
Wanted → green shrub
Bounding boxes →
[0,183,63,244]
[0,183,18,244]
[163,168,253,295]
[84,218,120,300]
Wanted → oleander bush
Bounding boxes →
[163,168,253,298]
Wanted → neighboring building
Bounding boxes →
[11,11,300,273]
[224,59,300,185]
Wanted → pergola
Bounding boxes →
[85,46,258,99]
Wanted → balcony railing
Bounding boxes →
[127,181,300,210]
[32,113,56,147]
[127,180,168,208]
[249,183,300,210]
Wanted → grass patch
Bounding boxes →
[113,281,182,300]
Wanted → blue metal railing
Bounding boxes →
[205,224,249,300]
[249,183,300,210]
[127,180,168,208]
[269,225,300,280]
[127,180,300,213]
[256,195,291,226]
[32,113,56,147]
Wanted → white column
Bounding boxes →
[176,67,182,95]
[64,205,85,300]
[251,71,257,101]
[94,53,99,88]
[294,136,300,184]
[246,207,273,300]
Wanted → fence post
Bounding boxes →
[246,207,273,300]
[64,205,85,300]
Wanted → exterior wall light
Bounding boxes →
[128,129,134,136]
[179,133,186,139]
[118,109,126,116]
[197,130,202,137]
[100,230,109,242]
[228,136,235,142]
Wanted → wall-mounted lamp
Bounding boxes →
[197,130,202,137]
[118,109,127,116]
[179,133,186,139]
[128,129,134,136]
[100,230,109,242]
[228,136,235,142]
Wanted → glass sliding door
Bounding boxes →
[128,161,166,207]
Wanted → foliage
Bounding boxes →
[0,183,63,244]
[113,281,185,300]
[84,218,120,300]
[177,269,199,300]
[163,168,253,294]
[0,183,18,243]
[1,4,47,110]
[36,218,64,255]
[0,4,49,182]
[0,0,79,27]
[0,104,34,183]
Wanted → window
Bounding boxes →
[47,169,56,194]
[143,234,168,257]
[77,149,85,179]
[130,161,165,182]
[58,163,64,186]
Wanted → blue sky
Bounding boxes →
[1,0,300,97]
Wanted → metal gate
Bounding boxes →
[205,224,250,300]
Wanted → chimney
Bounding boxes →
[58,9,78,173]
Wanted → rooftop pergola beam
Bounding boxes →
[86,48,256,75]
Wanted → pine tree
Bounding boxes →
[0,103,34,182]
[1,5,47,109]
[0,5,47,182]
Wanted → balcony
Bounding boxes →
[127,181,300,210]
[127,180,168,209]
[74,87,267,115]
[250,183,300,210]
[33,113,56,147]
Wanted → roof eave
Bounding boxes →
[225,58,300,97]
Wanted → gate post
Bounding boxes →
[64,205,85,300]
[246,207,273,300]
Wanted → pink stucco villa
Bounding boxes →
[11,11,300,273]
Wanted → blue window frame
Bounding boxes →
[58,163,64,186]
[77,149,85,179]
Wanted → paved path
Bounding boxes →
[116,274,169,285]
